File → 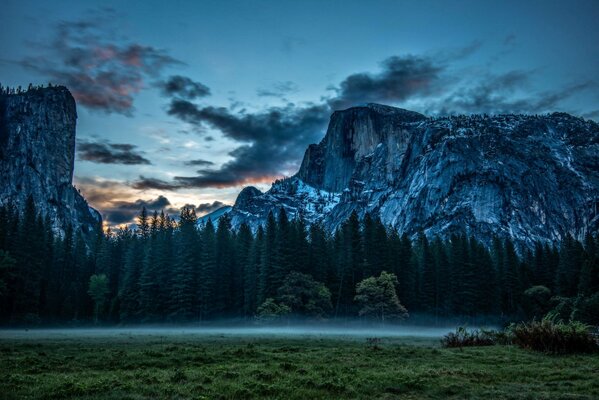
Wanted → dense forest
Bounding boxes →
[0,197,597,326]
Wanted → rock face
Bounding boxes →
[0,86,101,239]
[226,103,599,246]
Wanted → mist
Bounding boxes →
[0,320,496,341]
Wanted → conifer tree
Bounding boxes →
[170,206,200,321]
[249,226,265,311]
[199,219,217,319]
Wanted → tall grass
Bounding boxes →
[508,316,598,354]
[440,327,497,348]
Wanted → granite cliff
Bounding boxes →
[0,86,101,239]
[225,104,599,246]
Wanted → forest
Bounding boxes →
[0,197,598,326]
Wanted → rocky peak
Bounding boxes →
[296,104,426,192]
[234,186,263,208]
[227,105,599,247]
[0,86,101,240]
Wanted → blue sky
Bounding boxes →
[2,0,598,226]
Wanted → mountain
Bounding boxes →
[0,86,101,240]
[197,205,232,225]
[223,103,599,246]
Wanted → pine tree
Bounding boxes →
[119,234,142,322]
[502,238,521,315]
[432,237,451,316]
[199,219,217,319]
[236,223,254,316]
[139,211,162,322]
[170,206,200,321]
[215,213,234,314]
[259,211,278,302]
[417,233,437,313]
[334,211,362,316]
[307,222,330,283]
[249,226,265,311]
[555,234,583,296]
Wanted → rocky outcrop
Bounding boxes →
[0,86,101,240]
[226,103,599,246]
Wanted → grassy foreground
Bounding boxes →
[1,331,598,399]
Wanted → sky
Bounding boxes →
[2,0,598,227]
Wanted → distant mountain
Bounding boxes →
[197,205,232,225]
[0,86,101,240]
[225,103,599,246]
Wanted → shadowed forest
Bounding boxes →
[0,198,598,326]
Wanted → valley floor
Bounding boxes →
[0,330,597,399]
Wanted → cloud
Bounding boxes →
[77,140,151,165]
[18,10,181,115]
[166,100,329,188]
[257,81,298,98]
[132,176,181,191]
[582,109,599,120]
[429,72,595,115]
[183,159,214,167]
[195,201,228,215]
[327,55,446,110]
[106,195,173,224]
[159,75,211,99]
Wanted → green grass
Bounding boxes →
[1,331,598,399]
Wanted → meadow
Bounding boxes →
[1,328,598,399]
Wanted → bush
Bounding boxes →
[255,298,290,322]
[441,327,497,348]
[571,293,599,325]
[509,317,598,354]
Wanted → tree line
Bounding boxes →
[0,198,597,325]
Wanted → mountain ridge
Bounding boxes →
[223,103,599,246]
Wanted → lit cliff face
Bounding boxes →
[226,104,599,246]
[0,86,101,239]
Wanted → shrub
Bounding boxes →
[441,327,497,348]
[255,298,290,322]
[571,293,599,325]
[509,317,598,354]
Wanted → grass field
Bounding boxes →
[1,328,598,399]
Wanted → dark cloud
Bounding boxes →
[195,201,228,215]
[77,140,151,165]
[74,177,175,225]
[105,195,173,224]
[429,71,595,115]
[159,75,211,99]
[112,195,171,211]
[582,109,599,120]
[132,176,181,191]
[18,10,181,115]
[327,55,445,110]
[183,159,214,167]
[167,100,329,188]
[257,81,298,98]
[74,176,126,206]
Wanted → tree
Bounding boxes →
[277,272,332,318]
[259,211,278,302]
[88,274,109,323]
[199,219,217,319]
[354,271,408,322]
[236,223,254,316]
[170,206,200,321]
[255,298,290,322]
[522,285,551,319]
[0,250,16,299]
